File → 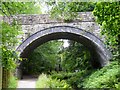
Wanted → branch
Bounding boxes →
[0,8,10,19]
[2,2,12,16]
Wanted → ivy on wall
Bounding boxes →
[93,2,120,59]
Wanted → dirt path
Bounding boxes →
[17,76,38,88]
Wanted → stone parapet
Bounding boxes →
[2,12,95,25]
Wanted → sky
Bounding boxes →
[36,2,51,14]
[63,40,69,48]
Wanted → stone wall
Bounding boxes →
[2,12,102,41]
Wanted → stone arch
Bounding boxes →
[16,26,112,68]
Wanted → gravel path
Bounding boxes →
[17,76,38,88]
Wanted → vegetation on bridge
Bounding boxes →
[93,2,120,60]
[47,2,96,21]
[0,1,120,89]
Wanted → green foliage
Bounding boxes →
[36,73,50,88]
[22,40,63,75]
[0,2,41,16]
[50,61,120,89]
[93,2,120,59]
[47,77,71,88]
[2,47,18,70]
[1,21,21,70]
[22,40,92,75]
[82,61,120,88]
[61,41,92,72]
[50,70,92,88]
[0,2,41,88]
[50,71,75,80]
[1,21,21,47]
[1,2,41,70]
[47,2,96,21]
[8,74,18,88]
[36,73,71,89]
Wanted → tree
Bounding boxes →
[47,2,96,21]
[22,40,63,75]
[1,2,41,69]
[0,2,41,88]
[1,20,21,70]
[93,2,120,60]
[0,2,41,16]
[60,41,92,72]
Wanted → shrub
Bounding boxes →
[51,71,75,80]
[8,74,18,88]
[50,61,120,89]
[50,70,91,88]
[47,78,71,88]
[36,73,71,89]
[82,61,120,88]
[36,73,50,88]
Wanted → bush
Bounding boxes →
[51,71,75,80]
[82,61,120,88]
[50,61,120,89]
[8,74,18,88]
[36,73,71,89]
[50,70,91,88]
[36,73,50,88]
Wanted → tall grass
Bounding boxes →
[36,73,49,88]
[8,74,18,88]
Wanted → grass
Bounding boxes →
[8,74,18,88]
[36,73,50,88]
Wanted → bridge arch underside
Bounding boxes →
[17,26,112,68]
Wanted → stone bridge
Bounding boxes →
[3,12,112,68]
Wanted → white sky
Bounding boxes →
[63,40,69,48]
[38,2,51,14]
